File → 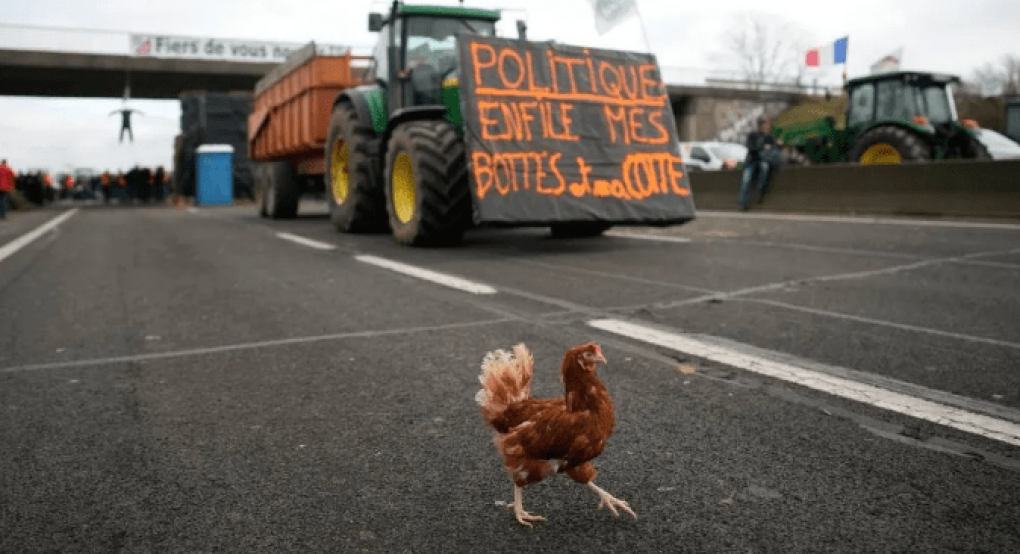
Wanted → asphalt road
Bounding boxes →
[1,201,1018,552]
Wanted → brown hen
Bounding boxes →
[476,342,636,526]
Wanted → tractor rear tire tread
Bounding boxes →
[325,102,388,233]
[850,126,931,163]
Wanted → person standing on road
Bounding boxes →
[738,117,782,210]
[100,171,112,204]
[0,159,16,219]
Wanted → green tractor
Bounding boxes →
[775,71,990,165]
[324,2,502,245]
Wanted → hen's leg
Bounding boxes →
[512,485,545,527]
[566,463,637,519]
[587,482,637,519]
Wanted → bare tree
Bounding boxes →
[719,12,810,90]
[969,54,1020,96]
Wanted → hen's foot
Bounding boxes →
[588,482,637,519]
[514,506,546,527]
[511,485,546,527]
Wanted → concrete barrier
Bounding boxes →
[688,159,1020,220]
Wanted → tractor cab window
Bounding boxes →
[405,17,496,104]
[848,83,875,127]
[368,19,402,85]
[875,80,915,122]
[912,84,954,124]
[405,17,496,77]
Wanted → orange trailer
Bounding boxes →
[249,43,370,217]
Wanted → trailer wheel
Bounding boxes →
[549,222,613,238]
[266,161,299,219]
[384,120,472,246]
[325,103,387,232]
[254,164,268,217]
[850,126,931,164]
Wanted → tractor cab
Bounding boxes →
[844,71,987,163]
[367,3,500,114]
[773,71,989,164]
[846,72,959,131]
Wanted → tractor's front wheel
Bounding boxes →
[384,120,473,246]
[325,103,388,232]
[850,126,931,164]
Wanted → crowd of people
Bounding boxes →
[0,163,174,212]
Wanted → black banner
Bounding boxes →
[457,36,696,225]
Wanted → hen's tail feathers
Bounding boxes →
[476,343,534,425]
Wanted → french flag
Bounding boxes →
[805,37,849,67]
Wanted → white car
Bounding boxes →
[679,141,748,171]
[972,128,1020,160]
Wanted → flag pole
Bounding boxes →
[842,34,849,86]
[630,0,653,53]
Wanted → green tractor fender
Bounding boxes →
[380,106,449,156]
[334,85,389,136]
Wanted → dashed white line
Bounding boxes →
[0,318,516,374]
[276,232,337,251]
[589,318,1020,448]
[355,255,498,295]
[0,209,78,264]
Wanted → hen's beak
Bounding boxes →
[594,350,607,365]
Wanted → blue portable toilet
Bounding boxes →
[195,144,234,206]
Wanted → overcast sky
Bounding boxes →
[1,0,1017,174]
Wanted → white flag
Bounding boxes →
[870,48,904,74]
[588,0,638,35]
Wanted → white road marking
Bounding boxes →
[652,246,1020,312]
[0,318,515,374]
[608,232,692,244]
[745,298,1020,351]
[276,232,337,251]
[0,209,78,264]
[589,318,1020,447]
[697,210,1020,231]
[355,254,497,294]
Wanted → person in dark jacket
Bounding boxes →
[110,106,144,143]
[738,117,782,210]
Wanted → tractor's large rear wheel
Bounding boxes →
[850,126,931,164]
[325,103,388,232]
[384,120,473,246]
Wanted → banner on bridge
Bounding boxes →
[129,34,349,63]
[456,36,696,225]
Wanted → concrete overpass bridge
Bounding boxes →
[0,48,277,99]
[0,22,837,140]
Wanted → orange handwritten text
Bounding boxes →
[472,151,566,199]
[602,105,670,145]
[477,100,578,142]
